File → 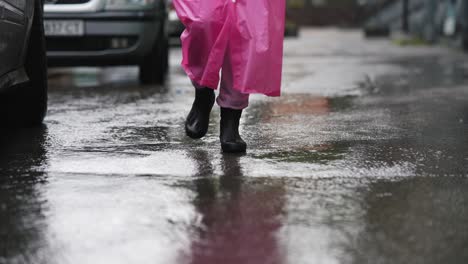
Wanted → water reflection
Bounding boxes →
[188,151,287,264]
[248,94,352,166]
[349,177,468,264]
[0,126,50,263]
[48,67,140,89]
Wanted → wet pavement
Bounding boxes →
[2,28,468,264]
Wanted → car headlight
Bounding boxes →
[105,0,157,10]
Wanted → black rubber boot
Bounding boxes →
[185,87,215,139]
[220,107,247,153]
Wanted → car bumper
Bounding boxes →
[44,10,165,66]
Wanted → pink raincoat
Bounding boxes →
[173,0,286,97]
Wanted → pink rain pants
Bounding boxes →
[193,49,250,109]
[174,0,286,103]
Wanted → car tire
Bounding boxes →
[1,0,48,127]
[139,26,169,85]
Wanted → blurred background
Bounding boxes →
[287,0,468,49]
[3,1,468,263]
[41,0,468,85]
[40,0,468,80]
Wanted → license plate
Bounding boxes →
[44,20,84,36]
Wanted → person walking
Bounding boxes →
[173,0,286,153]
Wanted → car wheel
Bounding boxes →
[139,27,169,85]
[1,0,48,127]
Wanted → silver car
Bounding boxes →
[44,0,169,84]
[0,0,48,126]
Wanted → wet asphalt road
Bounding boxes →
[2,28,468,264]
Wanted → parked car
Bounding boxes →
[44,0,169,84]
[0,0,48,126]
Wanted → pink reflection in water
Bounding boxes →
[188,153,287,264]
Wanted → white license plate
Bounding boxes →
[44,20,84,36]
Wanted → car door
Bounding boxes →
[0,0,27,77]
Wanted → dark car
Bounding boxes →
[0,0,48,127]
[43,0,169,85]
